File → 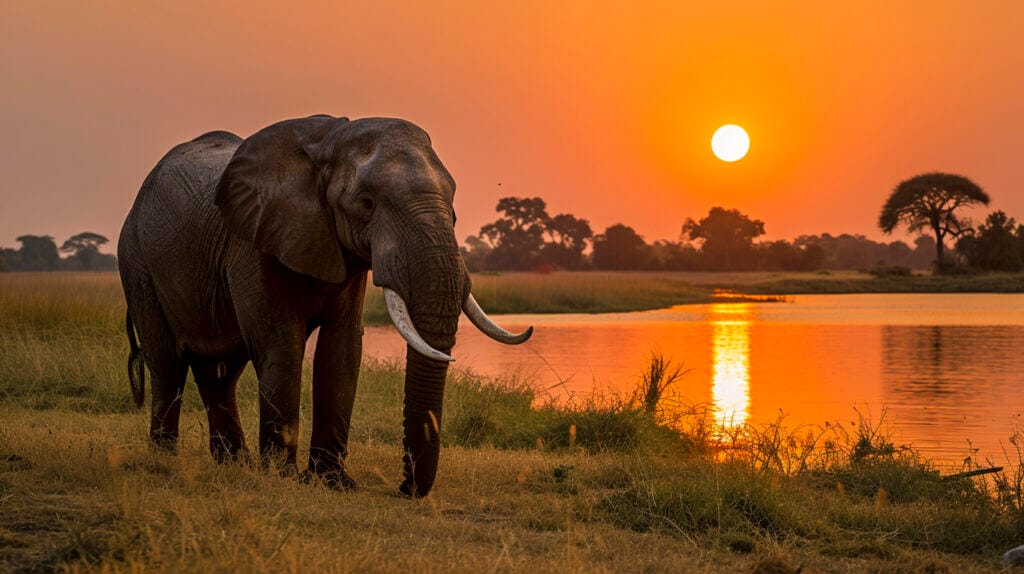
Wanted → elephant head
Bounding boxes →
[214,115,530,496]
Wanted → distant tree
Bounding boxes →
[879,172,989,272]
[540,213,592,269]
[800,243,827,271]
[955,211,1023,272]
[794,233,921,270]
[60,232,115,270]
[15,235,60,271]
[759,240,825,271]
[911,235,937,269]
[651,240,701,271]
[762,240,826,271]
[592,224,652,270]
[682,207,765,270]
[0,246,19,271]
[460,236,492,272]
[884,241,914,268]
[479,197,550,270]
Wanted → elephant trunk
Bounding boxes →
[392,241,466,498]
[399,341,453,497]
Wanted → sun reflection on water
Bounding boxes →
[710,303,751,429]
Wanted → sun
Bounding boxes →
[711,125,750,162]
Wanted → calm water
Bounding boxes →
[354,294,1024,467]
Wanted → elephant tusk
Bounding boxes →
[383,288,455,363]
[462,293,534,345]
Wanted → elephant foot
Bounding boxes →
[300,467,358,491]
[399,479,426,498]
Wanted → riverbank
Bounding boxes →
[1,274,1022,571]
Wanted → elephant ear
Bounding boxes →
[215,115,349,283]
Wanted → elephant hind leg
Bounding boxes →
[150,363,188,451]
[122,271,187,451]
[192,357,249,462]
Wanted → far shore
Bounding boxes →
[3,271,1022,327]
[362,269,1024,324]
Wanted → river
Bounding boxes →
[355,293,1024,467]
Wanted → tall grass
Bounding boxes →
[362,271,717,322]
[0,272,125,336]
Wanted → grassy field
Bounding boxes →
[2,272,1024,571]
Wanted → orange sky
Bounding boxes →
[2,1,1022,251]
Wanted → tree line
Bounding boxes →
[0,233,117,272]
[463,172,1023,273]
[5,173,1018,275]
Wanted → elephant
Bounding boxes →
[117,115,531,497]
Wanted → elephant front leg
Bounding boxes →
[307,275,366,489]
[254,344,304,473]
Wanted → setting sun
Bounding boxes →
[711,124,750,162]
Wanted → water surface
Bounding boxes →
[356,294,1024,467]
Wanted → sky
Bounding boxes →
[2,1,1022,252]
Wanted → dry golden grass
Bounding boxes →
[1,408,1005,573]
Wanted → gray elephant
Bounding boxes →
[118,115,530,497]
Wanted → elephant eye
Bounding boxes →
[357,196,375,214]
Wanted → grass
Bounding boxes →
[2,273,1024,571]
[302,269,1024,326]
[714,271,1024,296]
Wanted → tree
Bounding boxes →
[911,235,937,269]
[540,213,592,269]
[955,211,1023,272]
[0,247,19,271]
[759,240,825,271]
[592,224,652,270]
[651,240,701,270]
[15,235,60,271]
[879,172,989,272]
[682,207,765,270]
[478,197,550,270]
[60,232,114,270]
[795,233,927,270]
[459,236,492,272]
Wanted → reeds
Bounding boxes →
[633,351,689,415]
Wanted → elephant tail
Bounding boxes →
[126,312,146,409]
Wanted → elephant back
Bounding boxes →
[121,130,246,346]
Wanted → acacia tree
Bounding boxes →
[879,172,989,271]
[60,232,113,270]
